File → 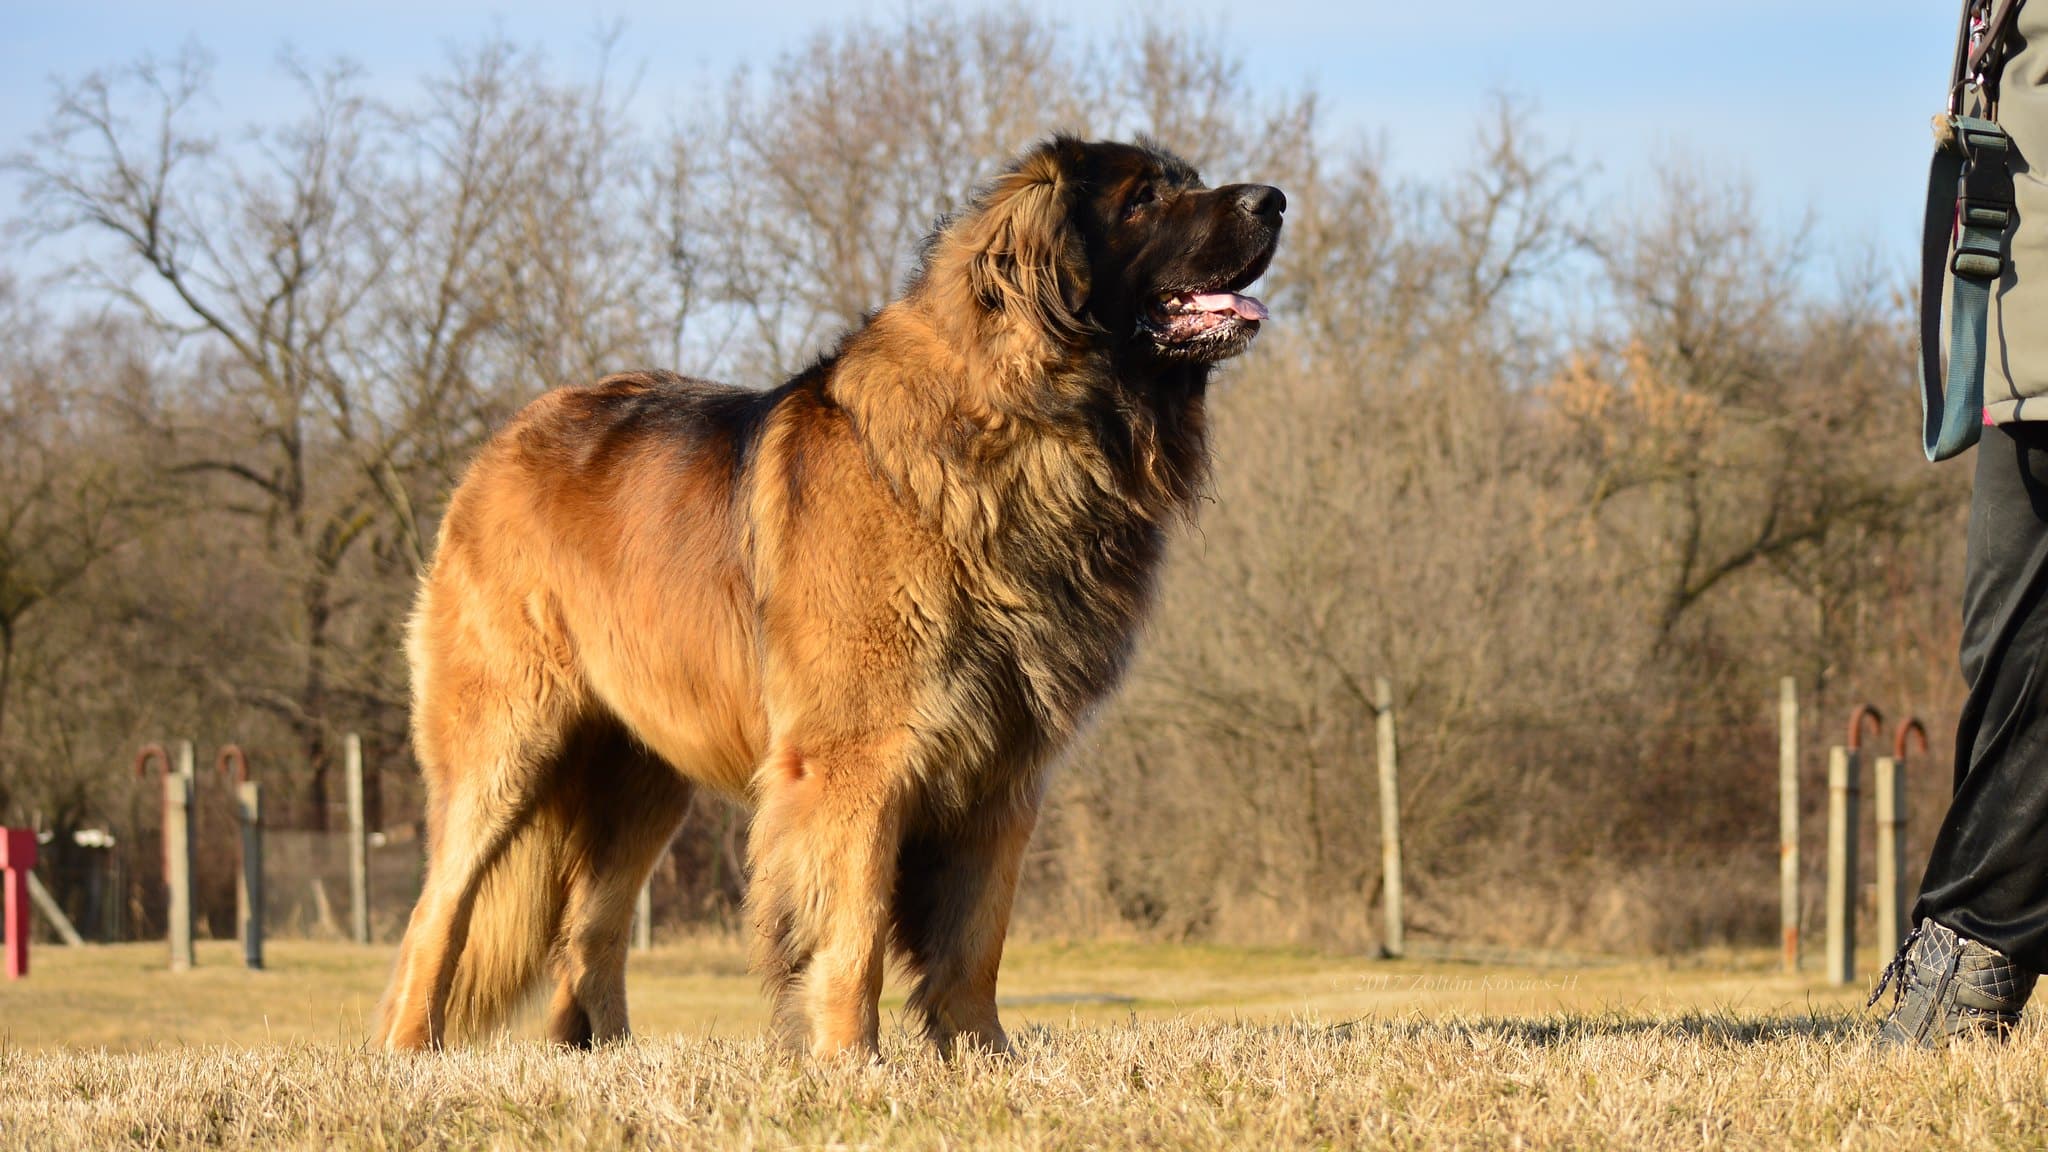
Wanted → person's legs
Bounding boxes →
[1880,422,2048,1045]
[1916,422,2048,966]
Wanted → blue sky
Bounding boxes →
[2,1,1950,281]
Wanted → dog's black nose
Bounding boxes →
[1235,185,1286,226]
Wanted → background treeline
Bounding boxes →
[0,11,1961,953]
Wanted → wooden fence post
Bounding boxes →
[1375,677,1405,960]
[1779,677,1799,974]
[166,746,197,972]
[217,745,263,969]
[238,780,265,970]
[1874,755,1907,962]
[1825,745,1859,985]
[346,734,370,945]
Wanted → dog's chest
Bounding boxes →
[932,495,1166,758]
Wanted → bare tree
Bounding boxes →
[1562,169,1922,649]
[0,283,152,810]
[9,43,676,824]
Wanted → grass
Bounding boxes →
[4,937,2036,1149]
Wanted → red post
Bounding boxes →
[0,828,36,979]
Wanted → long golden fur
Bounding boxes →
[375,136,1284,1058]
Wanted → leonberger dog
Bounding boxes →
[375,135,1285,1059]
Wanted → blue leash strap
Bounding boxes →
[1921,115,2013,462]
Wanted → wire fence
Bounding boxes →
[25,752,748,948]
[13,692,1954,962]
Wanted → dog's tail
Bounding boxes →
[440,804,571,1041]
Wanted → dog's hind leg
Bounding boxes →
[890,783,1043,1057]
[377,724,571,1049]
[379,757,562,1049]
[746,742,905,1059]
[544,731,693,1048]
[376,575,583,1051]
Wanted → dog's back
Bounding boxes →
[418,372,783,799]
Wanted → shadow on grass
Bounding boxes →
[1005,1010,1871,1050]
[1301,1010,1870,1046]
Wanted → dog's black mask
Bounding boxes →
[1060,139,1284,366]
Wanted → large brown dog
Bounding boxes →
[375,136,1283,1058]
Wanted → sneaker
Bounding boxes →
[1871,918,2036,1048]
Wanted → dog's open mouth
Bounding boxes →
[1143,290,1269,343]
[1138,245,1276,349]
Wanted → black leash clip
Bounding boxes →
[1947,116,2014,281]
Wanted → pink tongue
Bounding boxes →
[1188,292,1268,321]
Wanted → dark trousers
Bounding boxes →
[1917,421,2048,972]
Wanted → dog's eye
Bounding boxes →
[1123,183,1156,220]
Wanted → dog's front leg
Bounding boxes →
[747,743,904,1060]
[893,784,1042,1057]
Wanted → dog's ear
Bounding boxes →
[961,136,1091,338]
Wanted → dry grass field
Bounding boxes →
[3,938,2042,1149]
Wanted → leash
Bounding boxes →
[1921,116,2011,461]
[1922,1,2024,461]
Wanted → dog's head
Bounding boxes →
[940,136,1284,369]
